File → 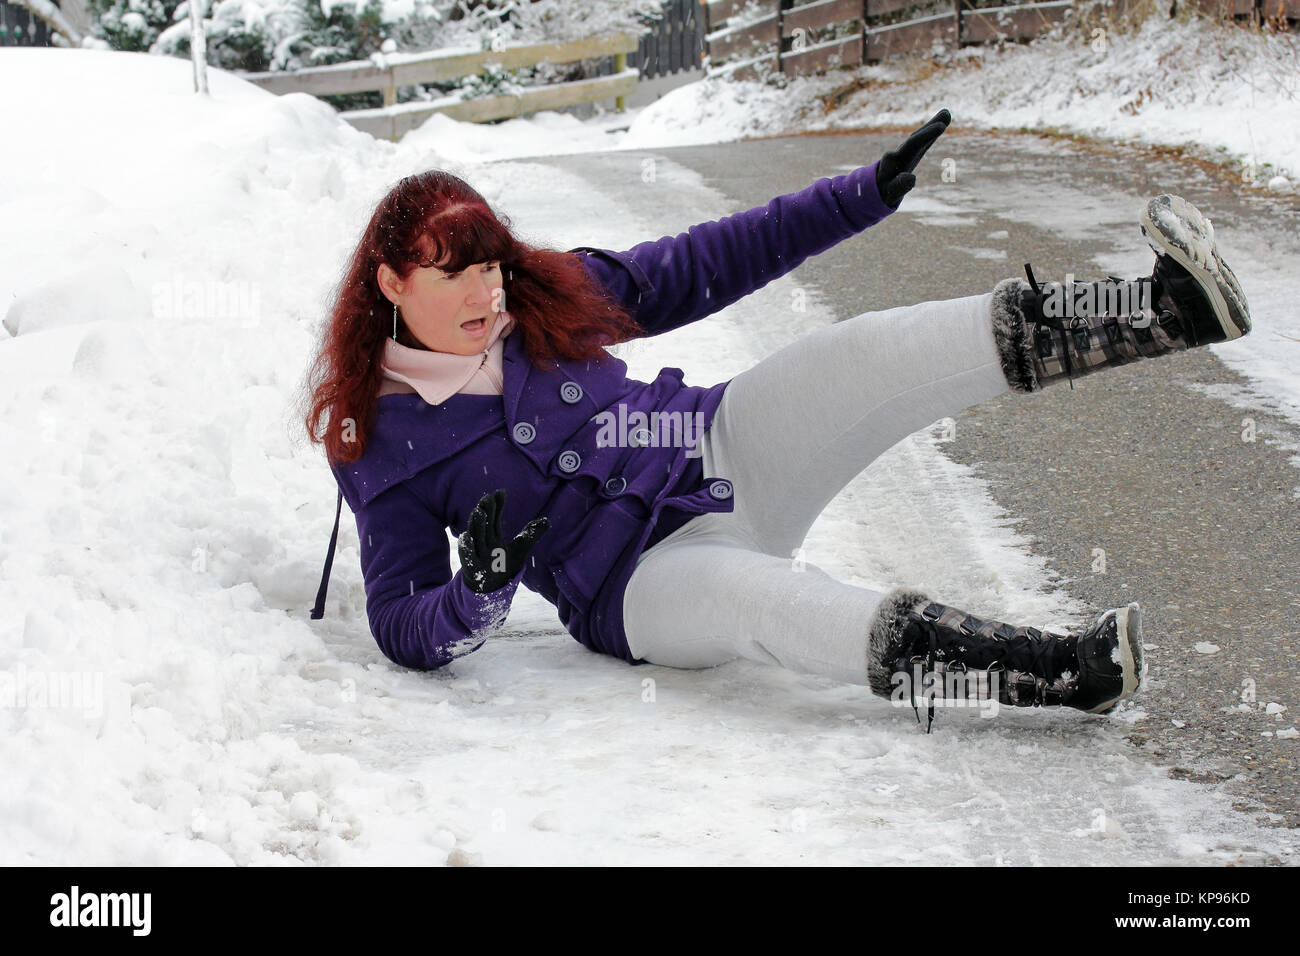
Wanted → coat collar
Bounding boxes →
[380,313,515,405]
[335,332,621,511]
[335,331,543,510]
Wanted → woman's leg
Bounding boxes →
[702,292,1010,558]
[695,191,1254,558]
[624,198,1245,711]
[622,505,1142,718]
[622,289,1141,707]
[622,512,897,686]
[625,291,1008,685]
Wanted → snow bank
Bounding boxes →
[0,47,442,864]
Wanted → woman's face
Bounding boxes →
[377,252,505,355]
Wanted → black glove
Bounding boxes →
[457,489,548,594]
[875,109,952,209]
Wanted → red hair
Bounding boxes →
[300,170,642,464]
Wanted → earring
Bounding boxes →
[392,302,398,341]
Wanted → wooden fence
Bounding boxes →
[241,33,640,141]
[702,0,1300,78]
[0,0,53,46]
[630,0,707,77]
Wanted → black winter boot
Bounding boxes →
[867,590,1145,732]
[991,194,1251,392]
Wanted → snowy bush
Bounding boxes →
[457,60,525,98]
[87,0,175,52]
[84,0,413,72]
[79,0,660,111]
[82,0,659,71]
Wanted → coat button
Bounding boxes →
[628,426,653,447]
[512,422,536,445]
[603,476,626,496]
[557,450,582,473]
[708,479,733,500]
[559,381,583,404]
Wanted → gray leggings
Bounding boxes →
[622,293,1012,685]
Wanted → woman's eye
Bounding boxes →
[441,262,495,280]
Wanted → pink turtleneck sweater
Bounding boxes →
[378,312,516,404]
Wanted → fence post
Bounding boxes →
[615,50,627,111]
[702,0,712,70]
[778,0,794,76]
[861,0,869,60]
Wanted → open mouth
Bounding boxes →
[461,317,487,332]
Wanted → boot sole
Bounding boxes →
[1139,195,1251,342]
[1087,602,1145,714]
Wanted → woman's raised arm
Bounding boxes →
[569,112,951,339]
[568,162,892,338]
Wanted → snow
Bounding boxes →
[402,109,636,163]
[633,17,1299,182]
[2,45,1298,864]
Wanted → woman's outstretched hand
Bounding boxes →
[874,109,952,209]
[458,489,549,594]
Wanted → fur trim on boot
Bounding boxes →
[990,277,1039,394]
[866,586,932,698]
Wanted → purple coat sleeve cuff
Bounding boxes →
[830,161,898,230]
[355,483,522,670]
[571,161,896,337]
[446,570,522,635]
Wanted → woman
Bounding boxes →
[303,110,1251,731]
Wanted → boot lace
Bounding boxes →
[907,612,1072,733]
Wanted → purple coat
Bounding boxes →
[312,161,896,669]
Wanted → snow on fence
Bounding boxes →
[702,0,1300,78]
[239,33,640,141]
